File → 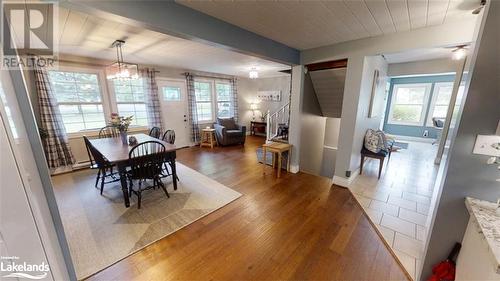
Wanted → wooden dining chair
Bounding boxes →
[162,130,175,144]
[149,127,162,139]
[83,136,119,193]
[160,130,178,181]
[128,141,169,209]
[99,125,119,138]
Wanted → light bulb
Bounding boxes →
[249,69,259,79]
[452,48,467,60]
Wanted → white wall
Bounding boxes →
[237,75,291,129]
[388,58,457,77]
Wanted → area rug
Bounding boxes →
[51,163,242,280]
[393,141,409,149]
[256,147,288,167]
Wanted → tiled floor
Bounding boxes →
[349,141,439,280]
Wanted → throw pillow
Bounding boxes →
[364,129,380,153]
[217,117,237,130]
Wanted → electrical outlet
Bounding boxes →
[423,130,429,137]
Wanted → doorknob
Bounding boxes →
[184,119,187,122]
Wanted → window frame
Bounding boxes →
[193,79,234,123]
[387,83,432,126]
[426,82,465,127]
[214,81,233,119]
[193,79,215,123]
[109,78,149,128]
[48,66,111,136]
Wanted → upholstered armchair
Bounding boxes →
[213,117,246,146]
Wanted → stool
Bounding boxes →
[200,128,217,148]
[262,142,292,178]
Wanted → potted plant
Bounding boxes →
[109,113,133,145]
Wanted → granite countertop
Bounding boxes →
[465,197,500,273]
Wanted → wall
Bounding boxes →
[383,75,456,139]
[388,58,457,77]
[301,18,478,184]
[422,2,500,278]
[237,75,291,129]
[299,73,327,176]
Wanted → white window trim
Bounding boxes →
[193,78,234,124]
[49,65,112,138]
[214,81,233,119]
[387,83,432,126]
[194,79,215,123]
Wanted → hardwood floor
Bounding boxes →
[87,136,409,281]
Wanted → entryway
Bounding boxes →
[157,78,191,148]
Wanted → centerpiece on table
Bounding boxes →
[109,113,133,145]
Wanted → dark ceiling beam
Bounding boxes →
[61,0,300,65]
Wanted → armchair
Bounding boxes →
[213,117,246,146]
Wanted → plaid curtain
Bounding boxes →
[142,68,163,130]
[34,64,75,169]
[230,78,239,122]
[185,73,200,144]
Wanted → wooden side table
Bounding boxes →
[200,128,217,148]
[262,142,292,178]
[250,121,267,136]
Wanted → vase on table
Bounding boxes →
[120,131,128,145]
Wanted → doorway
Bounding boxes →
[157,78,190,148]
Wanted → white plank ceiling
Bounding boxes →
[55,7,290,78]
[178,0,479,50]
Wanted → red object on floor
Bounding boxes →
[427,260,455,281]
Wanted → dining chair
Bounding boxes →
[83,136,119,193]
[149,127,162,139]
[162,130,176,144]
[160,130,178,181]
[128,141,169,209]
[99,125,119,138]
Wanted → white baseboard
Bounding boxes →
[290,164,299,173]
[332,168,360,187]
[390,135,435,143]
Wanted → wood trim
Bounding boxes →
[306,59,348,72]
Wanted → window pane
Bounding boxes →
[433,105,449,119]
[196,102,212,121]
[48,70,105,133]
[162,86,181,101]
[194,82,211,102]
[217,102,231,118]
[216,83,231,101]
[395,86,426,104]
[114,78,147,126]
[392,105,422,123]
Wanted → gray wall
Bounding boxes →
[388,58,457,77]
[299,73,327,176]
[422,2,500,279]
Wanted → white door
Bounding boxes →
[157,79,190,148]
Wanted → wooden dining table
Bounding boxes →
[88,133,178,208]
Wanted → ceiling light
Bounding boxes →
[106,40,139,80]
[452,47,467,60]
[249,68,259,79]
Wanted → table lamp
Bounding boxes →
[250,103,259,120]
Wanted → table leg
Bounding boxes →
[272,152,276,168]
[278,152,282,178]
[118,163,130,208]
[171,158,178,191]
[262,147,266,174]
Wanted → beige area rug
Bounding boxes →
[51,163,242,280]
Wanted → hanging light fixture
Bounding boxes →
[106,40,139,80]
[249,67,259,79]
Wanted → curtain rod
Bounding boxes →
[184,72,235,80]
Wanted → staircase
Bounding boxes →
[266,102,290,143]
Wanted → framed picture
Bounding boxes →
[257,90,281,102]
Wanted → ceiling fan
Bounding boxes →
[472,0,487,14]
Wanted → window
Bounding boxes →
[113,79,148,126]
[194,81,213,122]
[49,71,106,133]
[427,82,465,126]
[215,83,232,118]
[162,86,181,101]
[388,83,431,126]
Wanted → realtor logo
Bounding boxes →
[1,256,50,280]
[1,2,58,69]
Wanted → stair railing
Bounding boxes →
[266,102,290,142]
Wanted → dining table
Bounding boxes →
[88,133,178,208]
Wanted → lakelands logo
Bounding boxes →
[1,256,50,280]
[1,2,58,69]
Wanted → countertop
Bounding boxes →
[465,197,500,273]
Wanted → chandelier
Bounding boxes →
[106,40,139,80]
[249,67,259,79]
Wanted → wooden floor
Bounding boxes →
[87,136,409,281]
